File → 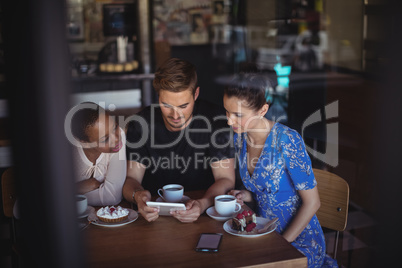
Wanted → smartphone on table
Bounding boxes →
[195,233,223,252]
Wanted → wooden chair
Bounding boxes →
[1,167,20,267]
[313,168,350,260]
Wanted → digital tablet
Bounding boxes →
[146,201,186,216]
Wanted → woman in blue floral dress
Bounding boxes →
[223,73,337,267]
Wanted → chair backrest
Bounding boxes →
[313,168,350,232]
[2,167,17,218]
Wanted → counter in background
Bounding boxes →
[71,73,155,108]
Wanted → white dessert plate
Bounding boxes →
[78,206,95,219]
[88,208,138,227]
[156,195,190,204]
[206,206,235,222]
[223,217,277,238]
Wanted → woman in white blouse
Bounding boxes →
[71,102,126,206]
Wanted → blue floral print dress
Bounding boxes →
[234,123,337,267]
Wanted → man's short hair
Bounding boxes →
[153,57,198,96]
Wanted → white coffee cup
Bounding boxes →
[157,184,184,202]
[214,195,241,216]
[76,194,88,215]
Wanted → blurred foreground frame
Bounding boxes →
[2,0,85,267]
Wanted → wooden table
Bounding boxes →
[82,191,307,268]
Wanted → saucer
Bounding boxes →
[78,206,94,219]
[206,206,235,222]
[88,209,138,227]
[156,195,190,204]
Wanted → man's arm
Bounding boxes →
[172,157,235,223]
[197,157,236,212]
[123,160,159,222]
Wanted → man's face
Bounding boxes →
[158,87,199,131]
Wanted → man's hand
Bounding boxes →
[135,190,160,222]
[171,199,202,223]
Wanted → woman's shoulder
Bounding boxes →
[71,143,85,162]
[272,122,299,135]
[271,123,303,143]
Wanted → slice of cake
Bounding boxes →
[243,210,257,225]
[231,210,257,233]
[96,206,129,223]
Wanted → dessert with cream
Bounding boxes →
[96,206,129,223]
[231,210,257,232]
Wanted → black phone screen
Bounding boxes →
[195,233,223,252]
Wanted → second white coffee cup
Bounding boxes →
[157,184,184,202]
[76,194,88,215]
[214,195,241,216]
